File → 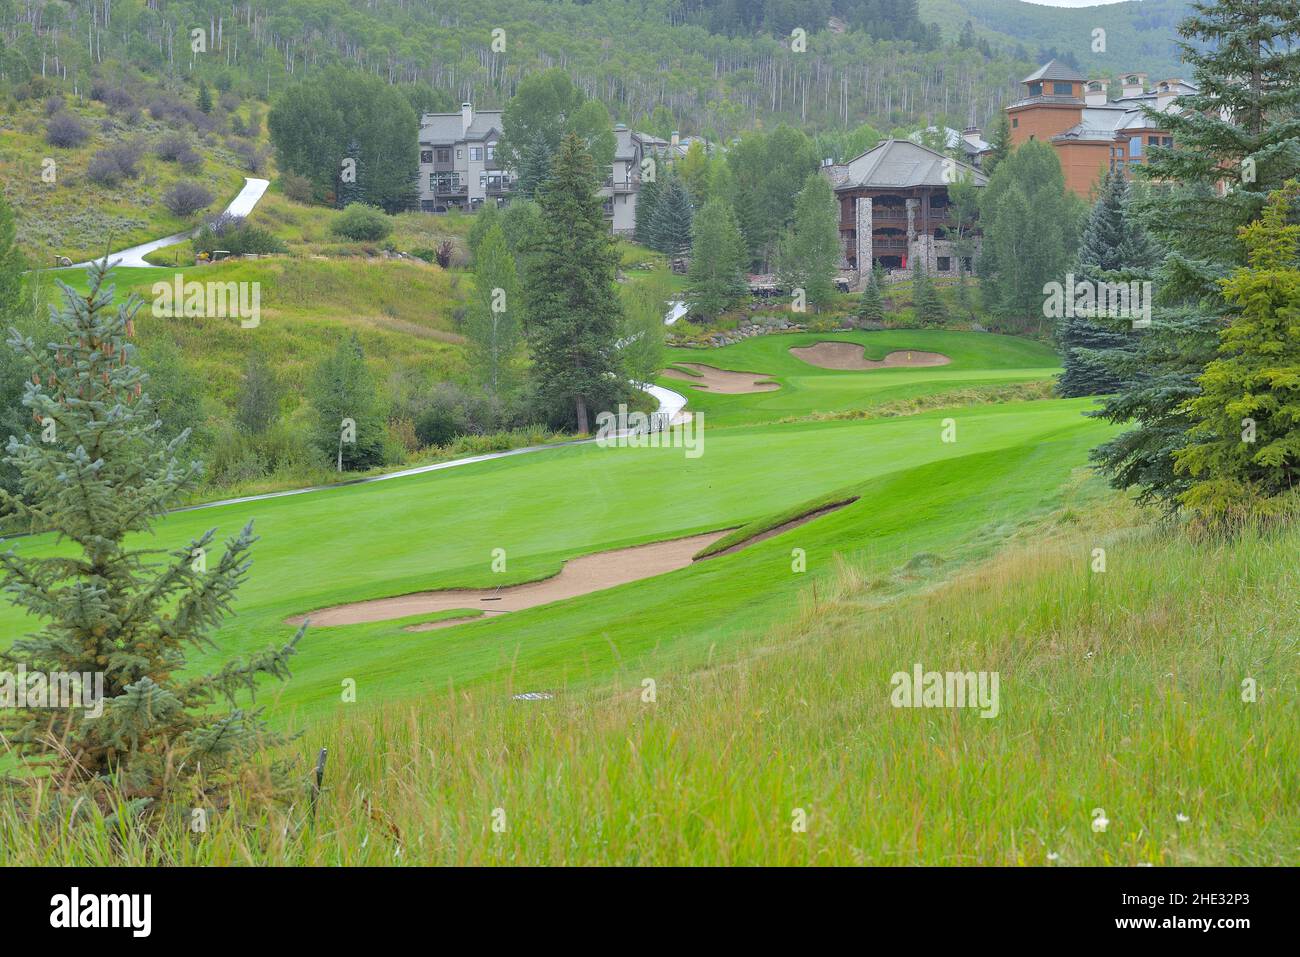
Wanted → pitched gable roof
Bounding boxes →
[831,139,987,190]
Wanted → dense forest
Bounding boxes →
[0,0,1191,143]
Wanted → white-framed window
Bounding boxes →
[456,148,463,160]
[470,146,483,161]
[479,172,487,189]
[486,143,496,160]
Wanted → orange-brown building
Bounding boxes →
[1006,61,1193,198]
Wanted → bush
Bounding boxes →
[281,171,314,204]
[162,181,215,217]
[155,132,189,161]
[45,113,88,148]
[43,96,65,116]
[99,87,135,115]
[178,148,204,173]
[331,203,392,241]
[193,214,286,257]
[86,141,144,185]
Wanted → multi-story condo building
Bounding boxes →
[1006,61,1193,197]
[417,103,512,212]
[823,139,986,288]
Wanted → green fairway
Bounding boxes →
[658,330,1060,425]
[0,395,1115,724]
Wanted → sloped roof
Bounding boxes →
[832,139,987,190]
[419,110,504,144]
[1021,59,1087,84]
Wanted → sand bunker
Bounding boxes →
[661,363,780,394]
[288,530,730,630]
[789,342,951,371]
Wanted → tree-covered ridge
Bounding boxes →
[1,0,1046,139]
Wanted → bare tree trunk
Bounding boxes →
[575,395,589,435]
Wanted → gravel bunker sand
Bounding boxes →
[289,531,730,630]
[661,363,780,394]
[789,342,952,371]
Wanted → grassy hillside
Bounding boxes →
[0,89,257,264]
[41,259,466,410]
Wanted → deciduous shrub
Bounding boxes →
[45,112,88,148]
[162,181,215,217]
[330,203,392,242]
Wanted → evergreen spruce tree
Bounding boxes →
[309,332,386,470]
[911,257,947,326]
[1089,0,1300,509]
[516,132,553,200]
[0,264,301,800]
[1174,182,1300,519]
[633,172,663,248]
[526,132,624,433]
[465,221,522,398]
[648,175,694,257]
[1058,168,1160,397]
[236,351,281,436]
[197,80,212,114]
[0,191,36,496]
[337,137,364,209]
[685,197,748,321]
[859,266,885,324]
[982,111,1011,177]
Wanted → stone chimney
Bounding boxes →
[461,102,473,136]
[670,130,680,149]
[1121,73,1147,98]
[1085,80,1109,106]
[962,127,983,149]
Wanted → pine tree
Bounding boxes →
[982,111,1011,177]
[648,175,693,257]
[0,264,301,800]
[526,132,624,433]
[465,221,521,398]
[0,191,36,496]
[1174,182,1300,520]
[1057,168,1160,397]
[337,137,364,209]
[685,197,748,322]
[776,172,841,312]
[633,172,662,248]
[236,351,281,435]
[911,257,947,326]
[197,80,212,114]
[1089,0,1300,509]
[516,132,553,200]
[309,333,386,470]
[859,266,885,324]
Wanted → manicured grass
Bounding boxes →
[658,329,1061,425]
[0,396,1116,726]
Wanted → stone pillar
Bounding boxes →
[856,196,872,287]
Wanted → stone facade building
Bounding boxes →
[417,103,511,212]
[823,139,986,287]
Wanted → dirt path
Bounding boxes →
[289,530,730,629]
[661,363,780,394]
[790,342,951,371]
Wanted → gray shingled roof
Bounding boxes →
[832,139,987,190]
[1021,59,1087,84]
[419,110,504,144]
